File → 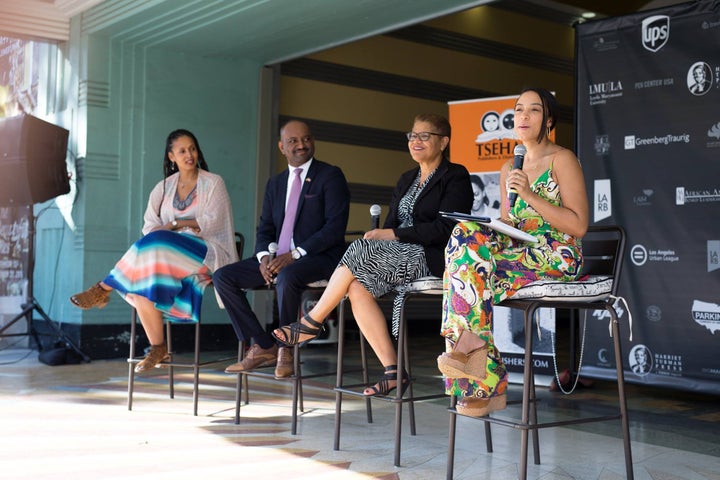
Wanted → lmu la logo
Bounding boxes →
[642,15,669,52]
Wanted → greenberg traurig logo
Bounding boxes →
[624,133,690,149]
[676,186,720,204]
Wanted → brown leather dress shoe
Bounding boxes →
[135,343,169,373]
[225,343,278,373]
[274,346,294,378]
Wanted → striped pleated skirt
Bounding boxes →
[103,230,210,323]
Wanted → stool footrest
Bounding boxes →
[237,368,337,381]
[449,406,623,431]
[127,355,235,369]
[334,385,445,404]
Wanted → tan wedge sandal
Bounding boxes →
[437,329,488,381]
[456,394,507,417]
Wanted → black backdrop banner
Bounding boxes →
[575,0,720,394]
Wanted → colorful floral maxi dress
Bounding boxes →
[441,167,583,399]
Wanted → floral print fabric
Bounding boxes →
[441,167,582,398]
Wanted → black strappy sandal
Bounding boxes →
[363,364,410,397]
[272,314,324,347]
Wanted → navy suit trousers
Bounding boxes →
[213,254,339,342]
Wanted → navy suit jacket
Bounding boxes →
[255,158,350,261]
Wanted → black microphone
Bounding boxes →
[508,144,526,208]
[370,204,381,230]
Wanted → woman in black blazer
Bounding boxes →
[272,113,472,396]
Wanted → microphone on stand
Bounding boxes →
[370,204,381,230]
[266,242,278,286]
[508,144,527,208]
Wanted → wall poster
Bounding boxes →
[0,35,39,343]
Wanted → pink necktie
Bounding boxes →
[277,168,302,254]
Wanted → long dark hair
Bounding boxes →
[157,129,209,216]
[163,129,209,177]
[518,87,557,144]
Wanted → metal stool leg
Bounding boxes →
[333,305,346,451]
[610,307,634,479]
[234,341,243,424]
[446,396,457,480]
[295,344,304,412]
[291,345,302,435]
[192,321,201,416]
[393,305,409,467]
[167,322,175,399]
[359,331,372,423]
[127,309,138,411]
[519,309,534,480]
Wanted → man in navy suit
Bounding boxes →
[214,119,349,377]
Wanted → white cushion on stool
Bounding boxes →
[402,275,613,302]
[404,276,443,294]
[513,275,613,302]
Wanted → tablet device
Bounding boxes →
[440,211,539,243]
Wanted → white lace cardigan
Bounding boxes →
[142,170,239,274]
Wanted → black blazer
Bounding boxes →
[255,158,350,260]
[384,159,473,276]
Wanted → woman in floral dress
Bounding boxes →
[438,88,589,416]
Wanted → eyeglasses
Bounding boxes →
[406,131,444,142]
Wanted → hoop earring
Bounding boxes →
[546,127,551,138]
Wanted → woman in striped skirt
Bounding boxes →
[272,113,473,396]
[70,129,238,372]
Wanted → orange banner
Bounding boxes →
[449,94,520,173]
[449,93,556,173]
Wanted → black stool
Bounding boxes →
[232,281,341,434]
[333,276,446,467]
[446,225,633,480]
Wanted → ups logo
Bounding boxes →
[642,15,670,52]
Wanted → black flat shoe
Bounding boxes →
[363,364,410,397]
[271,314,324,347]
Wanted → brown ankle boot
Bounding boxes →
[70,283,111,310]
[135,343,169,373]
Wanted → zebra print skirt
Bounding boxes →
[339,238,432,336]
[103,230,210,323]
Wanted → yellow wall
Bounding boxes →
[278,5,576,233]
